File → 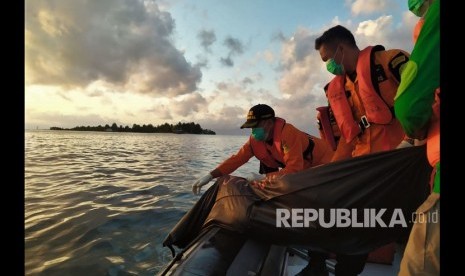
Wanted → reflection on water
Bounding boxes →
[25,130,258,275]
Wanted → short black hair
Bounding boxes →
[315,25,357,50]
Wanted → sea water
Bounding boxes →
[25,130,258,275]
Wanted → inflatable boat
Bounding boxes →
[158,147,431,275]
[157,226,405,275]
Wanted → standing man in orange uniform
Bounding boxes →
[316,25,409,162]
[300,25,411,276]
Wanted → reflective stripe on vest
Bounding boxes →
[250,118,286,169]
[327,45,394,142]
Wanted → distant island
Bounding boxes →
[50,122,216,135]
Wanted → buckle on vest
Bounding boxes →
[359,115,371,131]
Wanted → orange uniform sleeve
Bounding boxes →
[213,138,255,177]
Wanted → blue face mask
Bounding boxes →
[326,46,344,75]
[251,127,266,141]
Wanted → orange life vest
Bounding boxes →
[316,106,337,151]
[327,45,398,142]
[249,117,286,169]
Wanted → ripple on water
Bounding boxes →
[25,131,259,275]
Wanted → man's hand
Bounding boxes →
[192,173,213,195]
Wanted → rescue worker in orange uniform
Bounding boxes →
[316,83,355,163]
[297,25,411,276]
[316,25,409,162]
[192,104,334,195]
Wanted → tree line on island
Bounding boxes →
[50,122,216,135]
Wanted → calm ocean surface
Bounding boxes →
[25,130,259,276]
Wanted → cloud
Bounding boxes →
[87,90,104,97]
[242,77,254,86]
[197,29,216,52]
[401,10,421,42]
[142,92,208,121]
[348,0,394,15]
[220,56,234,67]
[274,92,322,135]
[146,104,173,120]
[197,105,247,135]
[171,93,208,117]
[197,79,282,135]
[356,15,392,36]
[198,27,332,135]
[278,28,328,97]
[220,36,245,67]
[262,50,275,63]
[213,82,260,111]
[195,55,209,68]
[25,0,201,96]
[223,37,244,55]
[204,80,323,136]
[271,31,287,43]
[354,15,415,51]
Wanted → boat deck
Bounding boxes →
[287,245,403,276]
[159,228,405,276]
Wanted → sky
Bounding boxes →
[25,0,419,135]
